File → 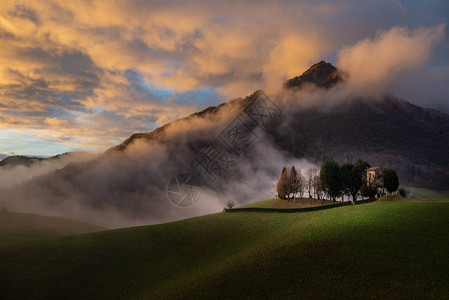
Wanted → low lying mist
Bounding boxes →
[2,38,445,228]
[0,89,323,228]
[0,152,97,189]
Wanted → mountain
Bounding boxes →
[284,60,345,89]
[1,61,448,227]
[111,61,346,152]
[273,95,449,188]
[112,61,449,189]
[0,152,94,168]
[0,155,45,167]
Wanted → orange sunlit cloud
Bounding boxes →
[0,0,447,155]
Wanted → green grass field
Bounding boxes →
[1,199,448,299]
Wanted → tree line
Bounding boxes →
[277,160,399,202]
[276,166,324,201]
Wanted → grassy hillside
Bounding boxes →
[1,200,448,299]
[0,211,106,242]
[241,197,334,208]
[408,187,449,199]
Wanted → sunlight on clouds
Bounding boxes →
[0,0,447,154]
[44,117,71,127]
[263,34,325,91]
[337,24,446,88]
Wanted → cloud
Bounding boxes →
[0,152,95,189]
[337,24,445,91]
[0,1,448,155]
[391,63,449,111]
[0,93,320,228]
[8,4,39,25]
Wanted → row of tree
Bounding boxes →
[276,166,324,201]
[277,159,399,202]
[320,159,371,201]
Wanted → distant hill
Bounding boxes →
[0,155,45,167]
[0,211,106,240]
[0,152,94,168]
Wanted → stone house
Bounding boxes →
[366,167,385,197]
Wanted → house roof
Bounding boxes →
[366,167,381,171]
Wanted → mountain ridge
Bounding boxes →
[1,61,448,227]
[109,61,449,189]
[284,60,346,89]
[0,152,95,168]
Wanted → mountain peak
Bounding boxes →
[284,60,345,90]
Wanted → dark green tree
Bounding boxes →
[398,186,408,198]
[319,160,342,201]
[354,159,371,174]
[383,167,399,193]
[357,159,371,186]
[340,163,353,202]
[343,159,371,202]
[360,184,377,199]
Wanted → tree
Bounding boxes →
[319,160,342,201]
[354,159,371,176]
[289,166,299,201]
[398,186,408,198]
[340,163,353,202]
[360,184,377,199]
[225,199,235,209]
[352,159,371,201]
[341,159,371,202]
[305,168,318,198]
[297,169,305,198]
[383,167,399,193]
[313,175,324,200]
[277,167,289,200]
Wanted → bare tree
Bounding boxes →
[305,168,318,198]
[297,169,305,199]
[225,199,235,209]
[313,175,324,200]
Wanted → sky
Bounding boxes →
[0,0,448,156]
